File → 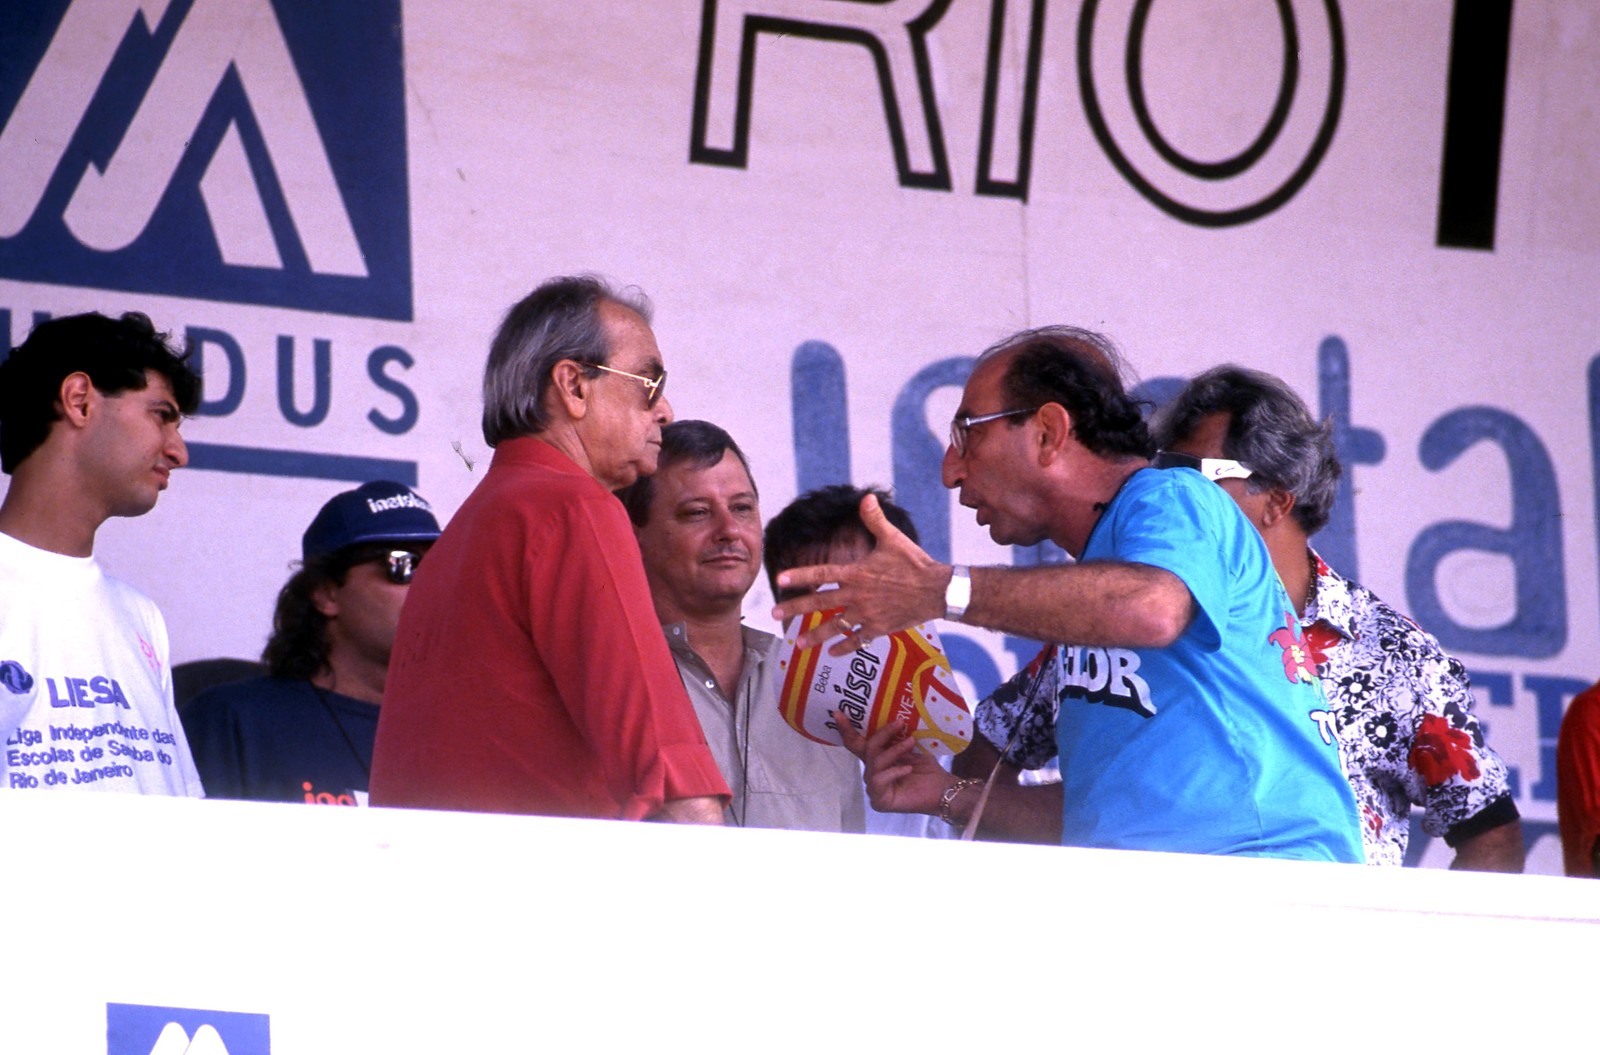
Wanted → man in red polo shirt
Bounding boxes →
[370,276,728,822]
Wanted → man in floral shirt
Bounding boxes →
[971,366,1524,867]
[1150,366,1522,869]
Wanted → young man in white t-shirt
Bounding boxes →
[0,311,204,795]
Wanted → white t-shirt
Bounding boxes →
[0,530,203,796]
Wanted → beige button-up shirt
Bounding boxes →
[663,623,865,832]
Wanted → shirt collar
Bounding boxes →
[489,434,592,476]
[661,621,770,661]
[1302,548,1358,642]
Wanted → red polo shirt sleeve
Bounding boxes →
[1558,684,1600,877]
[535,486,730,819]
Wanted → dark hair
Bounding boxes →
[260,544,394,680]
[1150,364,1341,535]
[480,274,653,446]
[618,419,754,527]
[763,485,920,600]
[983,326,1152,459]
[0,311,201,473]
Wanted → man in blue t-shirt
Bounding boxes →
[773,326,1363,861]
[182,481,441,804]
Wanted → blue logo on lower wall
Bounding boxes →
[107,1003,270,1055]
[0,0,411,321]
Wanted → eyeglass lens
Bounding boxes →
[383,551,420,585]
[950,420,969,455]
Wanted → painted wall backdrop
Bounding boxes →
[1,0,1593,873]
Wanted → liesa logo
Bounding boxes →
[0,0,410,320]
[107,1003,270,1055]
[0,660,33,695]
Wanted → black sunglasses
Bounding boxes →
[369,549,424,585]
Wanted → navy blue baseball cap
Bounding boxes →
[302,481,442,560]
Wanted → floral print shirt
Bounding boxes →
[975,644,1062,771]
[1299,551,1516,864]
[973,551,1519,865]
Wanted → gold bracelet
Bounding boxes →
[939,777,983,827]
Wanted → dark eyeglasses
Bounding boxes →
[372,549,424,585]
[590,363,668,408]
[948,407,1039,457]
[1151,450,1254,482]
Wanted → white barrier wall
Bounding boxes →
[0,794,1594,1053]
[1,1,1597,872]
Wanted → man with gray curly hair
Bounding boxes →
[1147,365,1523,870]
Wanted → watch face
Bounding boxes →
[945,566,971,618]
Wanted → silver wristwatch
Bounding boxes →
[944,564,971,622]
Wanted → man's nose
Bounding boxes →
[654,394,674,425]
[167,429,189,468]
[941,443,963,489]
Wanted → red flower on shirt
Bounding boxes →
[1302,620,1341,673]
[1268,613,1318,684]
[1022,644,1057,679]
[1410,714,1481,786]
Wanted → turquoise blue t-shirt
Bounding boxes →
[1054,467,1364,862]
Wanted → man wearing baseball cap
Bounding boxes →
[182,481,441,805]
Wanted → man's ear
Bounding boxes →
[1260,488,1297,528]
[57,372,95,429]
[311,580,340,619]
[1034,403,1072,465]
[548,360,591,421]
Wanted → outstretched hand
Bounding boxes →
[834,712,952,816]
[772,493,950,656]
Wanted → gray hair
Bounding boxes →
[481,275,653,446]
[1150,364,1340,535]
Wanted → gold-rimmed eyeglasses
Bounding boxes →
[589,363,668,408]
